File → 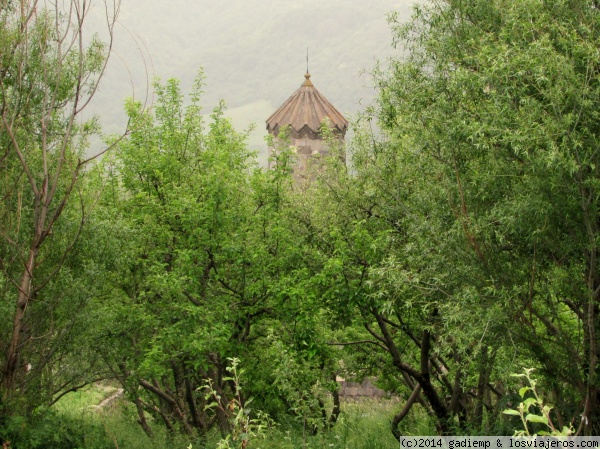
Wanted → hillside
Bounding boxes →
[88,0,416,162]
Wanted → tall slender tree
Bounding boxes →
[0,0,121,414]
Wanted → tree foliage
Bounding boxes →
[6,0,600,442]
[0,0,120,418]
[92,75,340,440]
[338,0,600,435]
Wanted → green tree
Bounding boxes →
[95,75,314,441]
[284,139,477,435]
[0,0,121,416]
[365,0,600,435]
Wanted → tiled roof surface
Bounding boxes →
[266,73,348,139]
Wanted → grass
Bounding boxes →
[45,387,432,449]
[43,384,187,449]
[252,399,401,449]
[53,382,117,414]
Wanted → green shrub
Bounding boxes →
[503,369,573,437]
[0,408,113,449]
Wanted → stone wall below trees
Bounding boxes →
[336,377,386,399]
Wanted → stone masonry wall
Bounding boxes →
[336,377,386,399]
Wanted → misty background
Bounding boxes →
[88,0,415,164]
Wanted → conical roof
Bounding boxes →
[266,73,348,139]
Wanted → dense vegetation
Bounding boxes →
[2,0,600,446]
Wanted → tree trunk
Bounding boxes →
[2,246,38,401]
[473,346,488,430]
[392,384,422,441]
[135,397,153,438]
[582,308,600,435]
[329,375,341,427]
[372,310,450,434]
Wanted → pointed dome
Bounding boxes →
[266,73,348,139]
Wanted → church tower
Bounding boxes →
[266,72,348,177]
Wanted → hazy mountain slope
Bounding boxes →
[88,0,417,159]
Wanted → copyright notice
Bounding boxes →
[399,437,600,449]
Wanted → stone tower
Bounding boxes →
[266,73,348,177]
